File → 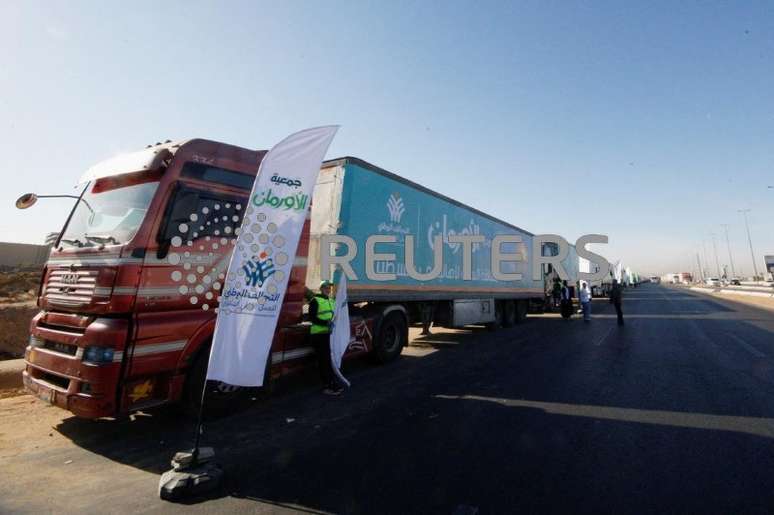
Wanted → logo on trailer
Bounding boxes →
[377,193,412,235]
[347,320,371,352]
[387,193,405,223]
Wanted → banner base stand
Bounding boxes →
[159,447,223,501]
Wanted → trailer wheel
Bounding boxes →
[502,300,516,328]
[373,311,407,363]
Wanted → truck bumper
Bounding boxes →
[23,313,130,419]
[22,368,116,419]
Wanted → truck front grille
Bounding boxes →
[44,269,100,306]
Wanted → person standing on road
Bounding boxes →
[579,282,592,322]
[560,280,573,319]
[552,278,562,308]
[309,280,343,395]
[609,279,624,326]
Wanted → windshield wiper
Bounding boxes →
[60,238,85,247]
[85,235,120,245]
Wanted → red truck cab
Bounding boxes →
[23,139,396,418]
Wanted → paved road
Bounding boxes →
[2,284,774,514]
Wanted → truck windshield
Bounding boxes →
[60,179,159,247]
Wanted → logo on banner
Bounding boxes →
[242,252,275,287]
[220,168,306,315]
[222,215,289,314]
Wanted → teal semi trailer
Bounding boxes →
[307,157,548,328]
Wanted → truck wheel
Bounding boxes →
[373,311,407,363]
[502,300,516,328]
[486,302,503,331]
[515,300,528,323]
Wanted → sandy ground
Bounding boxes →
[0,269,41,359]
[0,302,37,359]
[692,289,774,312]
[0,394,74,458]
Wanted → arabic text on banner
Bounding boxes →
[207,126,339,386]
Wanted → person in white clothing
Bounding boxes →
[579,282,592,322]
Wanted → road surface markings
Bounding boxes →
[726,333,766,358]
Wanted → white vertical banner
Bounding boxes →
[330,273,351,387]
[207,126,339,386]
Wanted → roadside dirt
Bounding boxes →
[0,387,26,400]
[0,269,40,303]
[0,303,38,359]
[0,269,41,359]
[698,290,774,312]
[0,394,75,458]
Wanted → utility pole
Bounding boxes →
[720,224,736,278]
[701,240,709,279]
[710,233,721,278]
[696,252,704,282]
[738,209,759,280]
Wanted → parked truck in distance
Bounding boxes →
[22,139,547,419]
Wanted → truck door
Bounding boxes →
[127,182,251,404]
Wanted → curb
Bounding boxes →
[0,359,25,391]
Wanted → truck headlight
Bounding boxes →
[83,346,115,364]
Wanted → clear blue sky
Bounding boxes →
[1,1,772,276]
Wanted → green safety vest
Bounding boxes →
[310,295,335,334]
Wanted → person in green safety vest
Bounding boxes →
[309,280,343,395]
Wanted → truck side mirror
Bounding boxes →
[15,193,38,209]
